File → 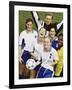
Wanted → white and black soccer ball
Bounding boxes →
[26,59,37,70]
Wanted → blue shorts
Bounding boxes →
[34,64,41,71]
[21,50,31,64]
[36,66,53,78]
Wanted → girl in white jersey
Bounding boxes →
[30,27,46,78]
[19,18,37,79]
[36,37,59,78]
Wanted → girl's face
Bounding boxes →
[49,28,56,38]
[26,21,33,32]
[38,28,46,38]
[44,38,51,51]
[58,35,63,48]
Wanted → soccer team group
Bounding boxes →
[19,11,63,79]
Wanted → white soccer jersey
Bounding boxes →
[34,40,43,53]
[39,47,59,71]
[19,30,38,52]
[33,38,44,61]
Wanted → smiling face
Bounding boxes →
[25,18,33,32]
[49,28,56,39]
[26,21,33,32]
[58,34,63,48]
[44,37,52,51]
[38,28,46,38]
[45,14,53,25]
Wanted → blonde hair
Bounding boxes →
[38,27,46,33]
[44,36,52,43]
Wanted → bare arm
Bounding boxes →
[30,50,41,61]
[18,46,23,64]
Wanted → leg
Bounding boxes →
[30,70,36,79]
[25,68,30,79]
[19,62,26,79]
[36,66,45,78]
[21,50,31,78]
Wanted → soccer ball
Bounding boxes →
[26,59,37,70]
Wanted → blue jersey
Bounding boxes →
[52,37,58,50]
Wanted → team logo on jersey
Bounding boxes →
[35,35,37,38]
[49,53,52,59]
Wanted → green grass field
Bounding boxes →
[19,11,63,35]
